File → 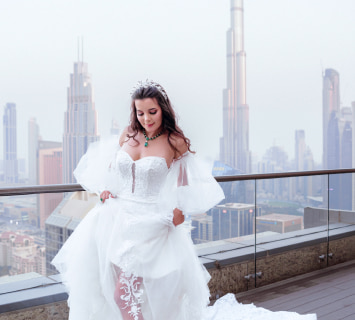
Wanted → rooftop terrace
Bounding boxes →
[0,168,355,319]
[236,260,355,320]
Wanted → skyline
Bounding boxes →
[1,0,355,165]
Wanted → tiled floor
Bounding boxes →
[235,261,355,320]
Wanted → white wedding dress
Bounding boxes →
[52,138,317,320]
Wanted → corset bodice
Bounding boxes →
[110,150,170,202]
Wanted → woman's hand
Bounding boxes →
[100,190,114,203]
[173,208,185,226]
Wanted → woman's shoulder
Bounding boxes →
[170,133,189,159]
[119,126,134,146]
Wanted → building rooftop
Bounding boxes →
[257,213,303,222]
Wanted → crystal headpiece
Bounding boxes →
[130,79,168,100]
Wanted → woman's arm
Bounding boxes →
[172,135,189,226]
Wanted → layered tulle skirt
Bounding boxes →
[52,196,211,320]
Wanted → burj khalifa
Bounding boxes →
[220,0,250,173]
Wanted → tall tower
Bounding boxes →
[220,0,250,173]
[63,49,99,184]
[3,103,18,184]
[323,69,340,169]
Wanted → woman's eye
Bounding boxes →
[150,111,157,115]
[137,113,143,116]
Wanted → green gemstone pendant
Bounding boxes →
[143,129,163,147]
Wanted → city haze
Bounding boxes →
[1,0,355,166]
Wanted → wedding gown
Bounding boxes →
[52,138,317,320]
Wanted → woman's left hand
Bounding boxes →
[173,208,185,226]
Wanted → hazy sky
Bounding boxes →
[1,0,355,167]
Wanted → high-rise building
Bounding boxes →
[191,213,212,244]
[211,203,261,241]
[63,58,99,183]
[294,130,315,199]
[0,231,45,276]
[256,214,303,234]
[323,69,340,170]
[3,103,18,184]
[304,146,315,197]
[322,69,340,209]
[340,118,352,210]
[322,69,352,210]
[38,140,63,229]
[220,0,250,173]
[28,118,40,185]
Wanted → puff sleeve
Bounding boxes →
[159,152,225,216]
[73,136,120,195]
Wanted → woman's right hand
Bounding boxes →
[100,190,114,203]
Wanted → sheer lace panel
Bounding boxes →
[119,271,144,320]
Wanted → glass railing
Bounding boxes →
[0,169,355,291]
[194,168,355,291]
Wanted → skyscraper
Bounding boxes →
[322,69,353,210]
[322,69,340,209]
[3,103,18,184]
[220,0,250,173]
[294,130,315,198]
[323,69,340,170]
[340,120,352,210]
[28,118,40,185]
[63,58,99,183]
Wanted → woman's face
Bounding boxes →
[135,98,163,136]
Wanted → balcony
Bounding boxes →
[0,168,355,319]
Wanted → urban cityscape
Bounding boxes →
[1,0,354,281]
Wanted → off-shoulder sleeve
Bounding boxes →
[73,136,120,195]
[159,152,225,216]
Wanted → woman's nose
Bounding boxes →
[144,114,151,122]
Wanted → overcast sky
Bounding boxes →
[1,0,355,168]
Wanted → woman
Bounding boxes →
[52,80,316,320]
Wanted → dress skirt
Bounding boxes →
[52,195,211,320]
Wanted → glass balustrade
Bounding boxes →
[0,170,355,293]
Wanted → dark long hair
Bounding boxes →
[128,82,193,157]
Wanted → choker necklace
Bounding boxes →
[143,129,163,147]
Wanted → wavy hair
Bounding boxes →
[128,83,193,157]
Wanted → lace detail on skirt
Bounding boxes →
[119,271,144,320]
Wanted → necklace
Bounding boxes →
[143,129,163,147]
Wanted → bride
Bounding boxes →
[52,80,316,320]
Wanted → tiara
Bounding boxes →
[130,79,168,100]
